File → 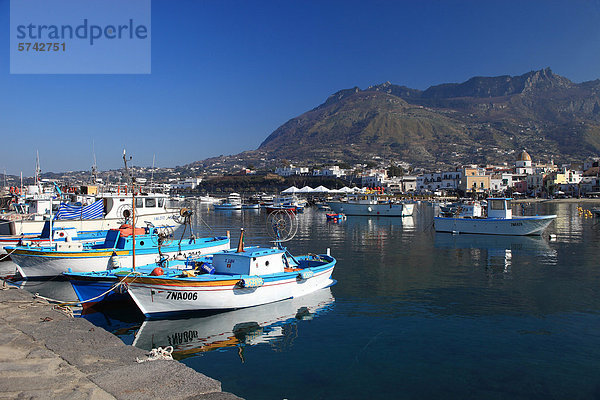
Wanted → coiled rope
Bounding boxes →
[136,346,174,363]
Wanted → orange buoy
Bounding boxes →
[150,267,164,276]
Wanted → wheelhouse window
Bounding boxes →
[489,199,505,210]
[145,198,156,208]
[135,198,144,208]
[157,198,164,207]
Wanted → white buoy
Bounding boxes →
[326,248,331,256]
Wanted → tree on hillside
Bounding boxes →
[387,164,404,177]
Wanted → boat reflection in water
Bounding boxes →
[132,287,334,361]
[434,232,557,271]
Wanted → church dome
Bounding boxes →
[517,150,531,162]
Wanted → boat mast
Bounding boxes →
[91,141,98,186]
[123,149,137,271]
[35,150,42,194]
[150,154,155,190]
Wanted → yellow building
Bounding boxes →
[460,167,491,193]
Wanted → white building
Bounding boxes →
[417,170,461,192]
[172,177,203,190]
[361,169,387,187]
[313,165,345,177]
[515,150,533,175]
[275,165,309,177]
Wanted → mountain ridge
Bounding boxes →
[256,68,600,168]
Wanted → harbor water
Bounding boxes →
[5,201,600,399]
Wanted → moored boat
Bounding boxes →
[434,198,556,236]
[327,193,414,217]
[0,192,180,237]
[0,221,108,255]
[122,246,336,318]
[214,193,242,210]
[9,225,230,279]
[131,287,335,357]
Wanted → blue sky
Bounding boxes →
[2,0,600,175]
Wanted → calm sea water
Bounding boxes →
[5,201,600,400]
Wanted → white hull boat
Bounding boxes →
[131,287,334,354]
[123,247,336,317]
[0,193,179,237]
[328,200,414,217]
[434,198,556,236]
[434,215,556,235]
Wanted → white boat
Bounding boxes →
[198,195,220,204]
[0,193,180,237]
[434,198,556,236]
[214,193,242,210]
[327,193,414,217]
[131,287,334,356]
[123,246,336,317]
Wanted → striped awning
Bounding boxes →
[54,200,104,220]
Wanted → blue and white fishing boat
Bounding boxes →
[0,221,108,255]
[65,257,206,308]
[434,198,556,236]
[121,244,336,317]
[9,225,230,279]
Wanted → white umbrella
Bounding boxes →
[298,186,314,193]
[312,185,330,193]
[281,186,299,194]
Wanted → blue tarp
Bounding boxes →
[54,200,104,220]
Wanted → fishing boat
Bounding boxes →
[131,287,334,357]
[434,198,556,236]
[327,193,414,217]
[0,220,108,255]
[213,193,242,210]
[64,256,208,308]
[9,224,230,279]
[0,192,180,237]
[121,244,336,317]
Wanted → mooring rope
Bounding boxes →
[136,346,174,363]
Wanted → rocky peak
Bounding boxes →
[522,67,573,92]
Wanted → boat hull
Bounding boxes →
[434,215,556,236]
[327,202,414,217]
[11,239,230,279]
[131,287,335,354]
[125,261,335,317]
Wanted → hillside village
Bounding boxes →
[268,151,600,198]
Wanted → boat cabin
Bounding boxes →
[487,198,513,219]
[213,248,286,275]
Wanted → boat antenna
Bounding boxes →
[91,140,98,185]
[150,154,155,189]
[123,149,137,271]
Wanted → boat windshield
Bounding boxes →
[489,199,506,210]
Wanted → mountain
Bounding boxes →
[256,68,600,168]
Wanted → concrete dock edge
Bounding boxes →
[0,283,243,399]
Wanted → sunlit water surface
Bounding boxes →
[4,202,600,400]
